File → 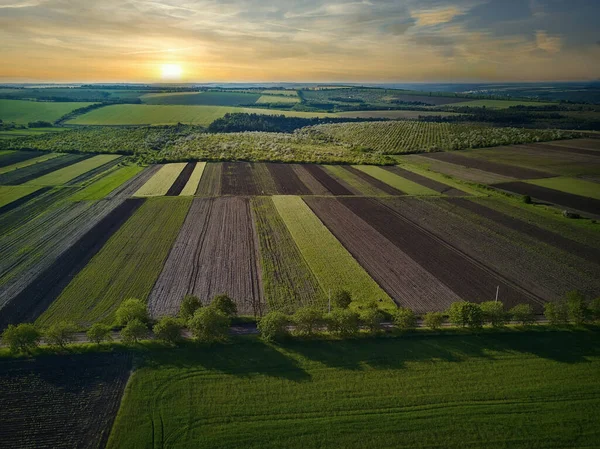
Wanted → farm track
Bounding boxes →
[339,197,540,310]
[196,162,221,195]
[166,162,196,196]
[305,197,462,312]
[493,181,600,216]
[267,163,312,195]
[383,197,600,304]
[448,198,600,264]
[0,150,43,168]
[303,165,353,195]
[0,199,144,328]
[291,164,330,194]
[384,166,466,196]
[0,353,131,449]
[0,153,90,185]
[148,197,263,317]
[344,166,404,195]
[422,152,554,179]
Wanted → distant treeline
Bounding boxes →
[208,113,388,133]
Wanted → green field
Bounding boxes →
[527,177,600,199]
[134,163,186,196]
[67,104,329,126]
[24,154,120,186]
[0,185,42,208]
[70,165,144,201]
[261,89,298,96]
[272,195,394,311]
[447,99,555,109]
[256,95,300,104]
[353,166,438,195]
[107,330,600,449]
[36,197,191,327]
[0,153,62,175]
[0,127,68,140]
[0,99,95,124]
[323,165,387,196]
[141,91,261,106]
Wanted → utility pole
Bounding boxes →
[495,286,499,302]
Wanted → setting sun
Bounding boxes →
[160,64,182,80]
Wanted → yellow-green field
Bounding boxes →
[0,99,95,124]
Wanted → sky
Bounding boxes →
[0,0,599,83]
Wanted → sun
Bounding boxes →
[161,64,183,80]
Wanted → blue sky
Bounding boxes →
[0,0,598,82]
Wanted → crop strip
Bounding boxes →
[344,166,404,195]
[221,162,260,195]
[0,150,42,168]
[303,165,353,195]
[0,199,145,328]
[493,182,600,216]
[353,165,438,195]
[24,155,121,186]
[291,164,330,194]
[266,163,312,195]
[64,155,124,186]
[166,162,196,196]
[0,153,62,175]
[384,166,467,196]
[0,153,89,185]
[134,163,187,196]
[196,162,221,195]
[522,143,600,158]
[0,186,50,214]
[323,165,387,196]
[180,162,205,196]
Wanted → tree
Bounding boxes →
[327,309,360,337]
[331,290,352,309]
[360,308,385,334]
[393,307,417,331]
[2,323,41,354]
[189,307,230,342]
[293,307,324,336]
[447,302,483,329]
[179,295,202,321]
[480,301,507,327]
[115,298,148,326]
[86,323,113,344]
[257,311,289,342]
[590,297,600,322]
[509,304,535,326]
[153,316,183,344]
[423,312,444,330]
[120,319,148,344]
[44,321,78,349]
[566,290,588,325]
[544,301,568,325]
[211,294,237,318]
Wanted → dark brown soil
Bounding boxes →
[383,166,467,196]
[303,165,353,195]
[422,152,554,179]
[343,166,405,195]
[166,162,196,196]
[338,197,541,310]
[522,143,600,158]
[446,198,600,263]
[266,163,312,195]
[0,353,131,449]
[196,162,221,196]
[493,182,600,216]
[221,162,259,195]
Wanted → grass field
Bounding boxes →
[36,197,191,327]
[0,99,94,124]
[134,163,187,196]
[0,185,42,208]
[67,104,329,126]
[272,195,394,311]
[353,166,438,195]
[447,99,555,108]
[70,165,144,201]
[24,154,120,186]
[107,330,600,449]
[526,177,600,200]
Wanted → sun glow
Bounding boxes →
[161,64,183,80]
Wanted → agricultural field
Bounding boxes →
[0,185,43,209]
[0,152,62,175]
[24,154,121,186]
[69,164,144,201]
[106,332,600,449]
[141,91,261,106]
[0,99,95,124]
[0,127,68,140]
[446,99,554,108]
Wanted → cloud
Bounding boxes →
[536,30,562,53]
[411,6,464,27]
[0,0,46,8]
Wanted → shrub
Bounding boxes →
[86,323,113,344]
[331,290,352,309]
[327,309,360,337]
[509,304,535,326]
[179,295,202,321]
[257,312,289,342]
[480,301,507,327]
[423,312,444,330]
[115,298,148,326]
[189,307,230,342]
[153,316,183,344]
[211,294,237,318]
[590,297,600,322]
[522,195,532,204]
[544,301,568,325]
[566,290,588,325]
[360,308,385,334]
[44,321,78,348]
[293,307,324,336]
[393,307,417,331]
[1,323,41,354]
[120,319,148,344]
[447,301,483,329]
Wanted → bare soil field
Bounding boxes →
[305,197,461,312]
[165,162,196,196]
[0,353,131,449]
[303,165,353,195]
[345,166,404,195]
[422,152,554,179]
[221,162,260,195]
[384,166,467,196]
[148,197,263,317]
[267,163,312,195]
[291,165,330,194]
[196,162,221,195]
[522,142,600,158]
[545,138,600,152]
[339,197,537,309]
[493,182,600,215]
